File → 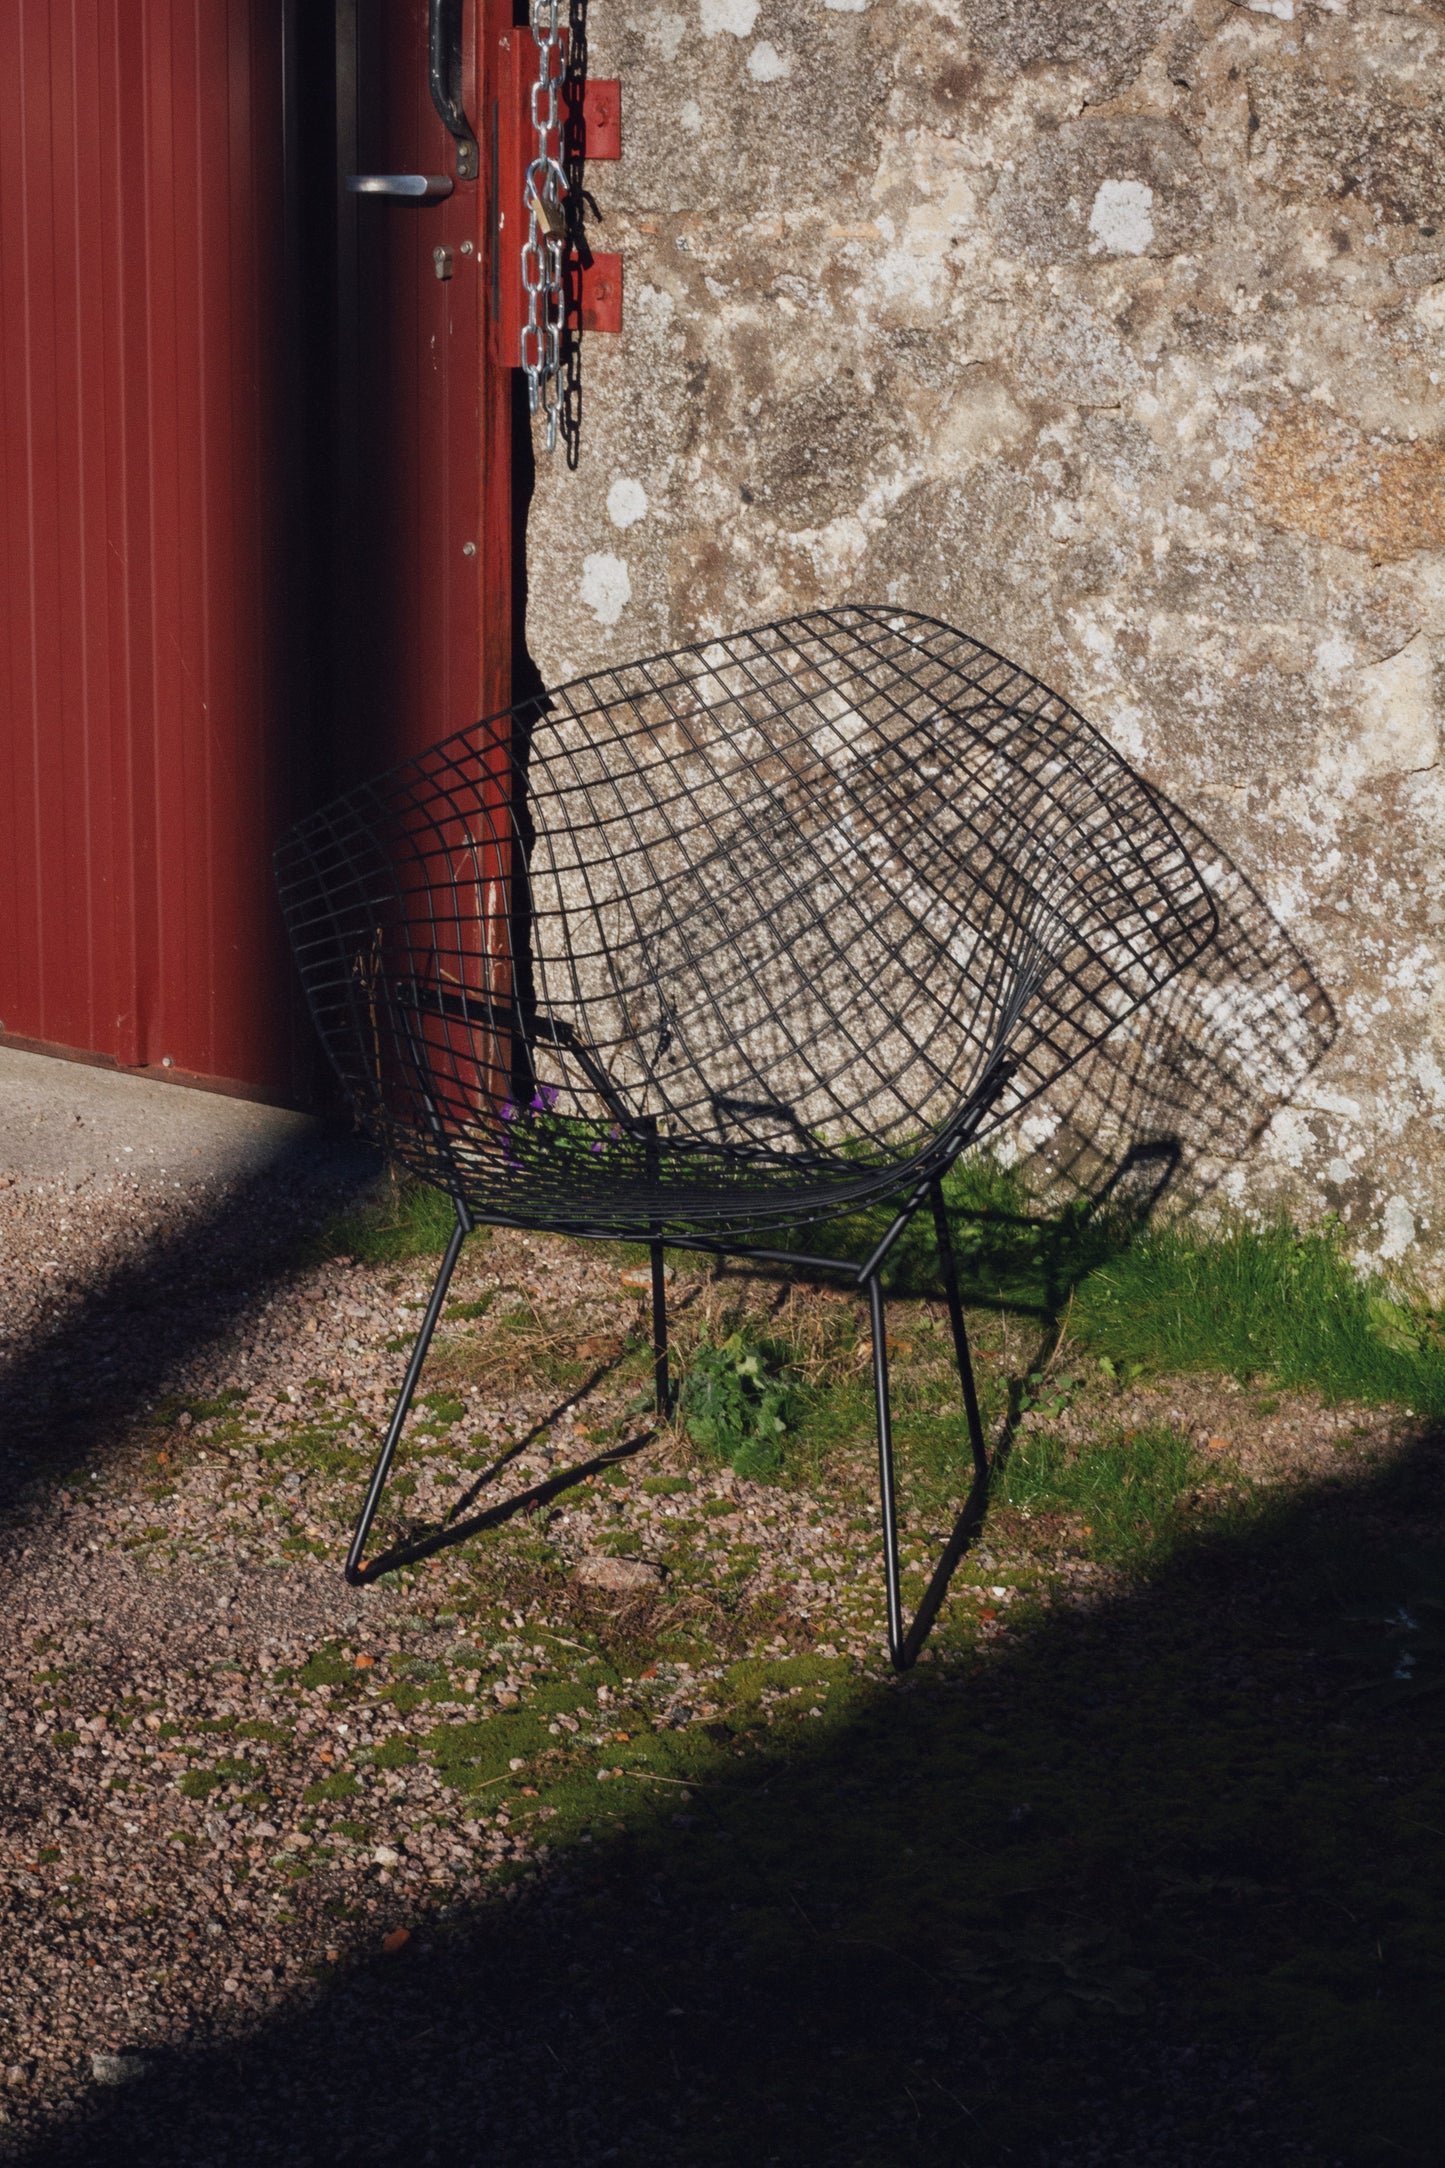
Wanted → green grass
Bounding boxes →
[789,1149,1109,1310]
[764,1161,1445,1425]
[303,1772,361,1805]
[997,1423,1213,1569]
[1074,1215,1445,1416]
[296,1644,353,1691]
[313,1174,474,1264]
[369,1737,418,1770]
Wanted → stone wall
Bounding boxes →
[526,0,1445,1277]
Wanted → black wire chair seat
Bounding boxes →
[277,607,1219,1666]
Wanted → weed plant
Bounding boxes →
[679,1332,800,1481]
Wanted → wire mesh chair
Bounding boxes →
[277,607,1218,1667]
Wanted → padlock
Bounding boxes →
[528,182,567,243]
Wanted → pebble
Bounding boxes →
[89,2052,148,2086]
[575,1556,666,1592]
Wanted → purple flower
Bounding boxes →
[529,1083,560,1115]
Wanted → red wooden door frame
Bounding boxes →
[333,0,512,784]
[334,0,517,1124]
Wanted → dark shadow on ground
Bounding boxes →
[20,1429,1444,2168]
[0,1133,381,1518]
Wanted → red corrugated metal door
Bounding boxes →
[0,1,511,1098]
[0,0,297,1090]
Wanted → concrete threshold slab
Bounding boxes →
[0,1046,343,1189]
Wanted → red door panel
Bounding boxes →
[0,0,294,1087]
[0,0,511,1098]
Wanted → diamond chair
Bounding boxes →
[276,608,1218,1668]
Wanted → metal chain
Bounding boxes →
[559,0,591,470]
[521,0,568,452]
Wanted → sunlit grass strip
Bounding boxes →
[1073,1216,1445,1419]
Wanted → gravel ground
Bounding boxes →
[0,1145,1432,2164]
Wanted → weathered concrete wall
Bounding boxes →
[527,0,1445,1275]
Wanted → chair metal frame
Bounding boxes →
[278,607,1218,1668]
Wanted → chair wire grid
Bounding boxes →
[277,607,1218,1239]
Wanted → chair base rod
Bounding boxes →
[342,1186,991,1668]
[651,1237,671,1417]
[345,1198,471,1584]
[867,1273,907,1668]
[867,1186,993,1670]
[930,1179,989,1488]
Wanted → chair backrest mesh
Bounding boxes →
[276,608,1217,1234]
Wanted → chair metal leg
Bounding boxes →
[868,1196,994,1672]
[930,1179,989,1487]
[866,1271,906,1670]
[651,1238,671,1417]
[345,1197,471,1583]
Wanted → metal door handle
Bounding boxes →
[347,174,455,201]
[429,0,479,180]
